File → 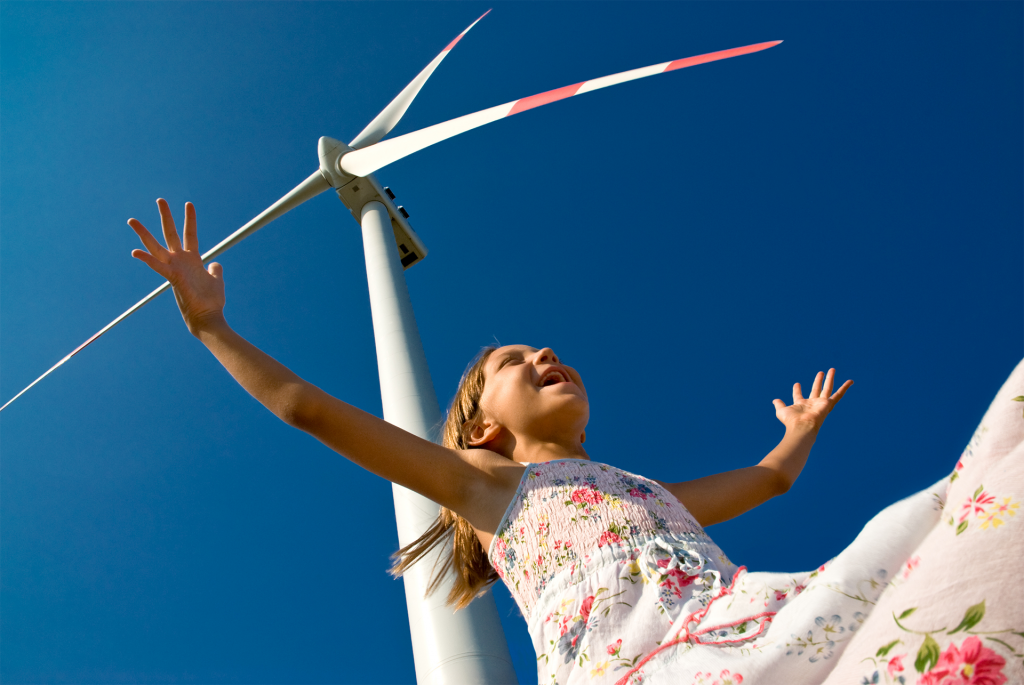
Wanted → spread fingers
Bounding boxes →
[821,368,836,398]
[128,218,171,261]
[156,198,183,252]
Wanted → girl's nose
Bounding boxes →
[534,348,559,365]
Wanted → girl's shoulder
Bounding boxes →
[459,447,529,480]
[455,449,529,535]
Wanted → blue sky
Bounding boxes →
[1,2,1020,683]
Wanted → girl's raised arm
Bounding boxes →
[128,200,501,517]
[658,369,852,527]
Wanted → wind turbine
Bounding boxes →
[0,10,781,684]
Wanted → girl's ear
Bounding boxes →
[464,417,503,447]
[581,431,586,444]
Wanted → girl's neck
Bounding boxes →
[509,437,590,465]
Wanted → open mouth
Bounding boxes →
[540,370,570,387]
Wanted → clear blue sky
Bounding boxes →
[1,2,1020,683]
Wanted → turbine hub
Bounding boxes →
[317,136,357,188]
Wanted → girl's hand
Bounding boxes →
[772,368,853,433]
[665,369,853,526]
[128,199,226,336]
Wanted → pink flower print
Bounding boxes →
[657,559,697,588]
[622,483,655,499]
[570,487,603,506]
[956,460,964,472]
[793,583,806,596]
[580,595,595,622]
[538,522,548,535]
[918,636,1007,685]
[493,537,507,564]
[887,654,906,678]
[775,590,789,602]
[712,670,743,685]
[902,556,921,579]
[959,490,996,522]
[598,530,622,547]
[607,638,622,656]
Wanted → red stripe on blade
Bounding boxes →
[507,82,585,117]
[65,331,103,360]
[444,33,465,52]
[445,9,491,50]
[665,41,782,72]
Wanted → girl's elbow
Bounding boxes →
[770,470,794,496]
[278,383,318,429]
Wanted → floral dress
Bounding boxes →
[488,424,1022,685]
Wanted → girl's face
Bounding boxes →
[476,345,589,446]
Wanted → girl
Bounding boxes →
[129,200,1023,685]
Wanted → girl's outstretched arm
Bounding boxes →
[658,369,853,527]
[128,200,515,526]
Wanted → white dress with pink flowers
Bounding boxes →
[489,360,1024,685]
[488,459,955,685]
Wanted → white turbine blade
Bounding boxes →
[348,10,491,150]
[0,280,171,413]
[200,169,330,263]
[0,170,331,413]
[341,40,782,178]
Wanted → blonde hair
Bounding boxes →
[389,346,502,609]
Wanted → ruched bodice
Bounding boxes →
[487,459,724,622]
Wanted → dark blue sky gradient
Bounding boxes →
[2,3,1021,683]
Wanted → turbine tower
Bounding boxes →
[0,11,781,684]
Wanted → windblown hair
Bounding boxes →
[389,346,502,609]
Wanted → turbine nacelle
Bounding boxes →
[319,136,428,269]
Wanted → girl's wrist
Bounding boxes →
[189,310,228,338]
[784,421,820,439]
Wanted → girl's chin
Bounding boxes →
[543,389,587,405]
[542,392,589,415]
[541,382,583,394]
